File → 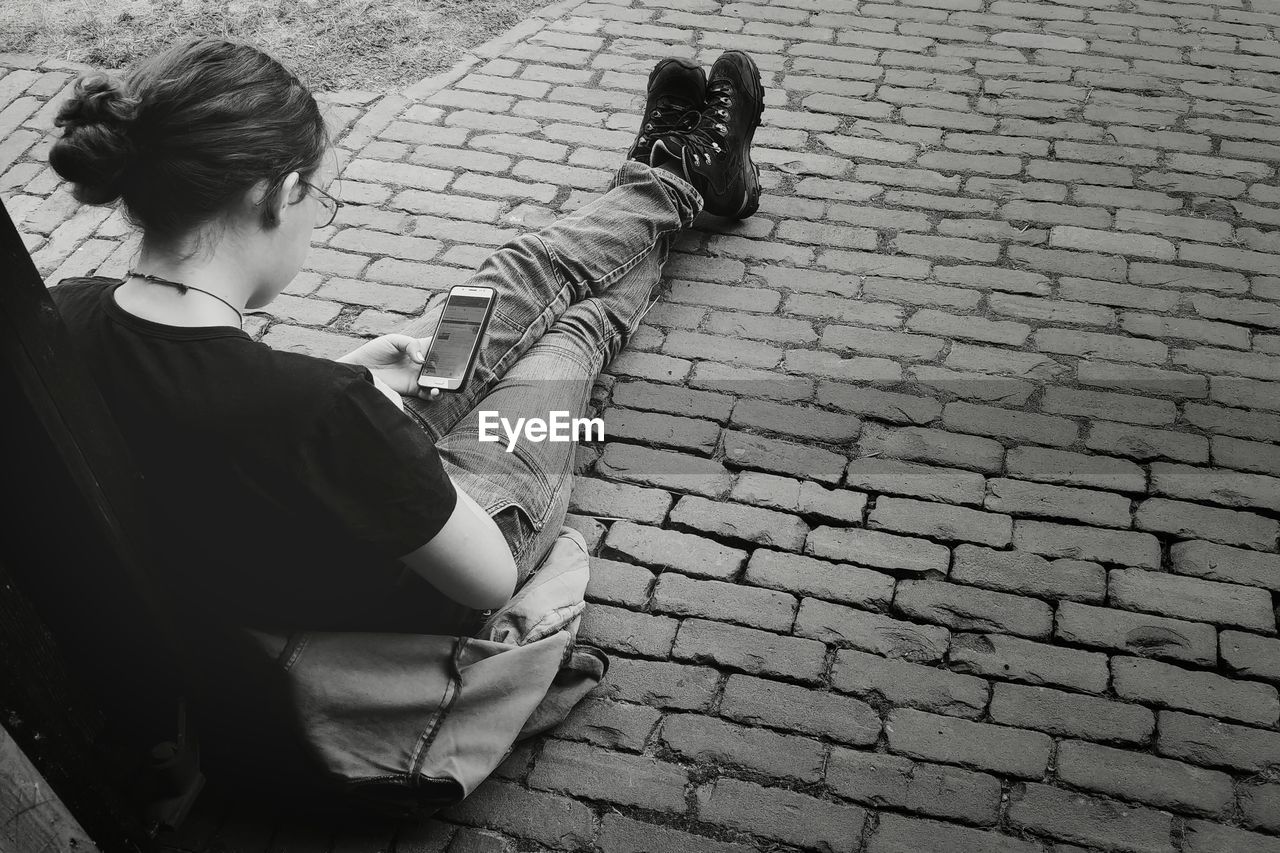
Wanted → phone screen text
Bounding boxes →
[422,294,490,382]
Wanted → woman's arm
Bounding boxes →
[397,476,517,610]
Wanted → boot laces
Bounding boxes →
[634,97,702,153]
[675,80,736,168]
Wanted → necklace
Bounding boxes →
[125,270,244,329]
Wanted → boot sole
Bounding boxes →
[722,51,765,220]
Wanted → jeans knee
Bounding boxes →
[478,233,586,305]
[548,300,618,368]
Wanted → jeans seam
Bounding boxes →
[537,333,610,372]
[652,168,702,219]
[547,222,680,292]
[613,160,702,223]
[489,487,554,570]
[446,285,571,424]
[534,234,572,296]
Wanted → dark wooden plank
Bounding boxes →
[0,196,189,849]
[0,547,155,853]
[0,723,103,853]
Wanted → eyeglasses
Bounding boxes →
[299,177,342,228]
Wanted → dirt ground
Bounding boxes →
[0,0,549,90]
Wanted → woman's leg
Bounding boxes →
[397,160,700,440]
[430,208,689,586]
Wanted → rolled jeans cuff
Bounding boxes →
[609,159,703,227]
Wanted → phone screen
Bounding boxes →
[420,292,493,386]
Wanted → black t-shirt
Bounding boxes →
[50,277,459,631]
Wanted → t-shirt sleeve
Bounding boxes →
[294,368,458,557]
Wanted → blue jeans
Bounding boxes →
[395,161,702,595]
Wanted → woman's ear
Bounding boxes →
[276,171,300,220]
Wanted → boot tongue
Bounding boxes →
[653,95,697,115]
[649,137,694,183]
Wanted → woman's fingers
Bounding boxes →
[386,335,414,357]
[375,332,432,364]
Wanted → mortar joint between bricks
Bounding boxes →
[818,644,838,689]
[857,807,879,853]
[325,303,370,334]
[1044,738,1061,784]
[995,778,1019,832]
[1170,814,1189,852]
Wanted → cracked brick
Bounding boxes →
[1013,519,1160,568]
[731,472,867,523]
[660,713,824,782]
[868,813,1040,853]
[1172,537,1280,591]
[1184,822,1280,853]
[596,443,733,498]
[1008,783,1172,853]
[886,707,1052,779]
[651,573,795,633]
[596,815,753,853]
[951,632,1109,693]
[528,739,687,813]
[585,557,654,608]
[1057,740,1234,816]
[796,598,949,661]
[670,494,809,551]
[984,478,1132,528]
[720,673,881,745]
[696,777,867,853]
[1158,710,1280,773]
[894,579,1052,638]
[870,497,1012,546]
[1113,656,1279,727]
[1135,497,1279,551]
[1056,600,1217,666]
[604,520,745,580]
[1220,630,1280,684]
[858,423,1005,473]
[579,604,677,658]
[673,618,826,684]
[952,544,1106,603]
[943,401,1079,447]
[556,698,659,753]
[747,548,894,609]
[1150,462,1280,513]
[444,781,593,850]
[832,648,989,718]
[827,749,1002,825]
[991,683,1154,744]
[1109,567,1275,632]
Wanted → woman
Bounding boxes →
[46,36,763,642]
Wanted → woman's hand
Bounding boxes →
[338,334,442,401]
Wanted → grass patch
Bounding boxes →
[0,0,550,90]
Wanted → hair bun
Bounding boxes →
[49,73,140,205]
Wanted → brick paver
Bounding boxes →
[4,0,1280,850]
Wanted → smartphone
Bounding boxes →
[416,285,497,392]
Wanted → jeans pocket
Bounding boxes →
[491,499,539,555]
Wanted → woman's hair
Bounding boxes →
[48,36,330,244]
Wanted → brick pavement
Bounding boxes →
[4,0,1280,850]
